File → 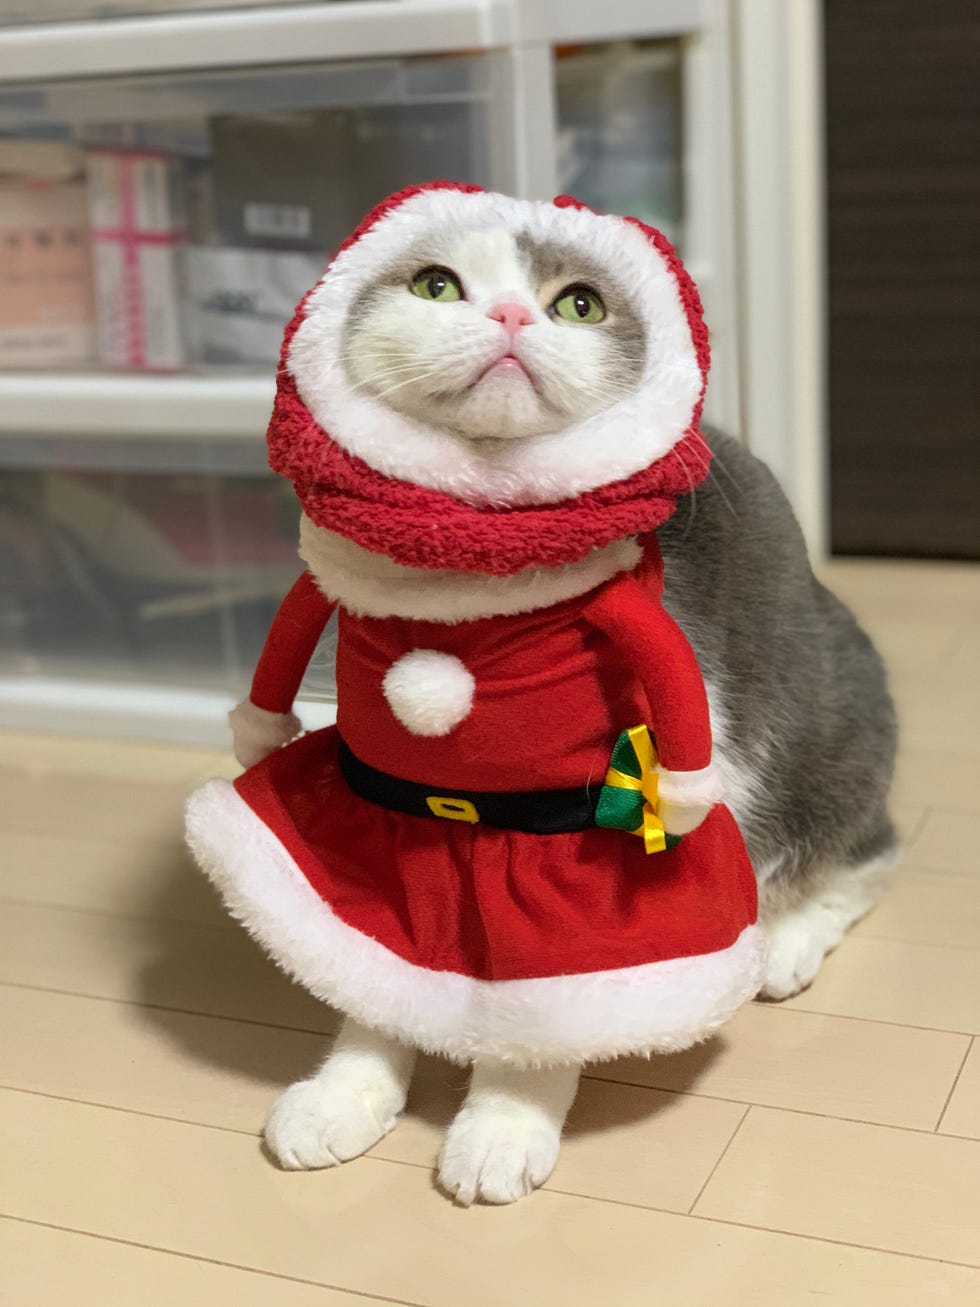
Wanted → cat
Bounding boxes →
[234,212,897,1205]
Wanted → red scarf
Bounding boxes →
[268,366,711,577]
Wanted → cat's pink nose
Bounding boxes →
[487,301,534,341]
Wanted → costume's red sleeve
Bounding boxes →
[583,572,712,773]
[249,571,337,714]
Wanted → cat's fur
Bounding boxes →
[660,426,898,890]
[259,218,897,1204]
[659,427,898,996]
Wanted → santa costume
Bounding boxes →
[186,183,764,1068]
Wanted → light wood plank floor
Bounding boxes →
[2,560,978,1306]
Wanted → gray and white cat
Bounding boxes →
[255,223,897,1205]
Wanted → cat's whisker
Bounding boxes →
[703,445,740,490]
[348,362,450,397]
[350,361,446,385]
[669,447,697,534]
[370,367,453,401]
[360,359,446,375]
[570,385,634,408]
[682,442,738,518]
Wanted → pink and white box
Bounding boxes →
[86,150,187,370]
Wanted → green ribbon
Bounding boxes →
[595,725,682,854]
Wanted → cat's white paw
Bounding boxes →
[760,855,896,1001]
[438,1101,560,1206]
[760,903,849,999]
[264,1077,400,1170]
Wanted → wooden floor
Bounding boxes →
[2,559,979,1306]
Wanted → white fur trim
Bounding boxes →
[186,779,765,1068]
[228,699,302,769]
[288,188,702,507]
[298,515,642,622]
[655,762,724,836]
[656,761,725,806]
[656,798,712,837]
[382,650,475,737]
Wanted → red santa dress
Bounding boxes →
[186,184,765,1067]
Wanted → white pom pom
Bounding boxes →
[382,650,475,737]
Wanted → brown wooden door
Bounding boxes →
[825,0,979,558]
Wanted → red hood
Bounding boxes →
[267,183,711,577]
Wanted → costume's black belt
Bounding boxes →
[337,739,598,835]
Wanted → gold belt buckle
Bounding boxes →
[426,795,480,824]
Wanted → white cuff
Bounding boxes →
[656,762,724,835]
[229,699,302,769]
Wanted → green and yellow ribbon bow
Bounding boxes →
[595,725,681,855]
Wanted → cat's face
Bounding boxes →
[287,189,703,507]
[340,227,646,441]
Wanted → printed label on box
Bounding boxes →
[243,202,313,242]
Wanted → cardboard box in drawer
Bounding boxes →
[86,150,188,370]
[210,113,357,253]
[0,140,96,368]
[210,107,475,257]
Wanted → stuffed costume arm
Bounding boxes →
[229,571,337,768]
[583,571,723,836]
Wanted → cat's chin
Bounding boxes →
[431,413,567,443]
[400,389,573,444]
[425,414,569,444]
[364,350,575,444]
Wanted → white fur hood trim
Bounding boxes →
[186,779,765,1068]
[287,187,703,508]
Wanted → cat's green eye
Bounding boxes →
[551,284,606,325]
[410,266,463,303]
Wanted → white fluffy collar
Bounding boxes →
[298,515,642,623]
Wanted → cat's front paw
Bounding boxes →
[437,1102,560,1206]
[264,1078,399,1170]
[760,903,849,1000]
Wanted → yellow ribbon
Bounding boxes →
[603,725,668,854]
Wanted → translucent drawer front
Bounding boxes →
[0,437,336,705]
[0,2,378,29]
[556,40,682,245]
[0,37,685,377]
[0,49,507,373]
